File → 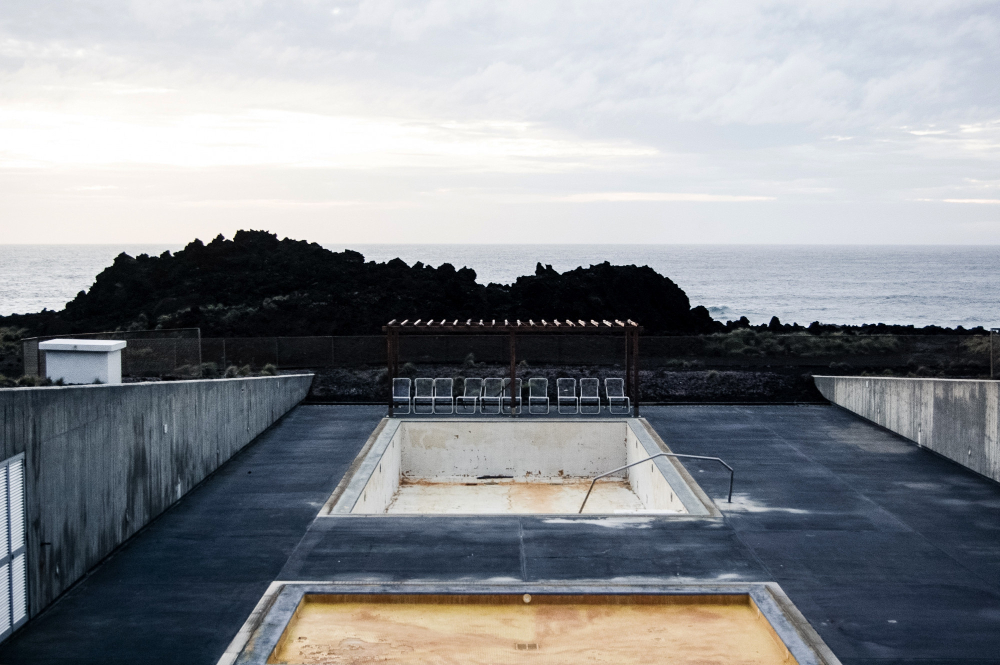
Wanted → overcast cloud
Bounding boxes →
[1,1,998,243]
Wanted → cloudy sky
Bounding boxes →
[1,1,999,244]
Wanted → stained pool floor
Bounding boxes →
[383,478,660,514]
[270,594,789,665]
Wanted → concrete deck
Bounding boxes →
[1,404,998,664]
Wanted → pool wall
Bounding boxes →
[323,418,714,515]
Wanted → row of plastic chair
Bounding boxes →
[392,377,631,415]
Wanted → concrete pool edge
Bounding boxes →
[221,582,842,665]
[320,417,720,517]
[319,417,397,516]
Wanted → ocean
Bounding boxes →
[1,244,997,329]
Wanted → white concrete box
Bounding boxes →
[38,339,127,385]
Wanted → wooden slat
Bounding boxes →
[384,318,642,334]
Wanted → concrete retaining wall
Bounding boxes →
[0,374,313,617]
[813,376,1000,483]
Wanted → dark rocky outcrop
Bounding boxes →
[0,230,723,337]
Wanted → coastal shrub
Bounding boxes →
[200,362,220,378]
[170,364,202,378]
[463,352,477,368]
[261,363,277,376]
[962,336,991,356]
[702,330,904,359]
[224,365,240,378]
[238,365,252,377]
[400,362,418,379]
[14,375,52,387]
[0,327,25,377]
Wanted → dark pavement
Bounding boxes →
[1,404,998,665]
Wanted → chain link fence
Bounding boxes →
[200,332,990,374]
[22,329,202,379]
[20,330,991,379]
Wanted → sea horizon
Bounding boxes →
[2,243,998,329]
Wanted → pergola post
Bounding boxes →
[624,329,631,401]
[632,328,640,417]
[509,330,517,418]
[386,330,396,417]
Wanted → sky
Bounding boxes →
[1,1,999,245]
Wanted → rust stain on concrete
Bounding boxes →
[385,478,645,514]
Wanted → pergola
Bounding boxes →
[383,318,643,417]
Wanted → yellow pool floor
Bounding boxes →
[270,594,793,665]
[384,478,655,514]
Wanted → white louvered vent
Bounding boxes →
[0,454,26,642]
[0,468,7,561]
[11,555,25,624]
[0,563,9,635]
[9,461,23,552]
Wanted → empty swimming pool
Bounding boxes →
[227,583,838,665]
[322,419,716,516]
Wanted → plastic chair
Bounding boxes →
[557,378,578,414]
[579,378,600,414]
[456,378,482,415]
[392,378,411,414]
[413,378,434,414]
[528,377,549,414]
[481,378,503,414]
[433,378,454,414]
[502,378,523,415]
[605,378,630,415]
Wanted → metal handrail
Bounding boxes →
[578,453,734,513]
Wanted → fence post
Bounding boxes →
[509,331,516,418]
[196,328,203,377]
[992,328,999,379]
